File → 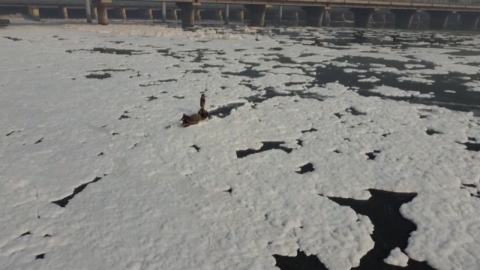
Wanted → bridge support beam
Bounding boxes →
[427,10,450,30]
[350,8,375,28]
[231,10,244,22]
[458,12,480,30]
[142,8,153,20]
[59,6,68,19]
[245,4,267,27]
[115,7,126,20]
[28,5,40,21]
[93,0,111,25]
[392,9,416,29]
[176,2,199,27]
[302,6,325,27]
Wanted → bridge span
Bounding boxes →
[1,0,480,30]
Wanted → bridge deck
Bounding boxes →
[1,0,480,11]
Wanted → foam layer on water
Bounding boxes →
[1,24,480,270]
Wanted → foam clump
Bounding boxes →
[384,247,409,267]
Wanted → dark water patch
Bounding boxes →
[86,73,111,80]
[240,81,261,91]
[187,69,209,74]
[333,56,435,71]
[285,82,305,87]
[296,139,303,147]
[468,137,477,142]
[262,53,297,64]
[270,47,283,51]
[460,142,480,151]
[426,129,441,136]
[20,231,31,237]
[147,96,158,101]
[236,141,293,158]
[35,254,45,260]
[209,102,245,118]
[4,36,21,41]
[89,68,133,73]
[445,50,480,56]
[66,47,144,56]
[296,163,314,174]
[299,53,317,58]
[462,183,476,188]
[139,79,177,87]
[346,107,366,116]
[366,150,381,160]
[203,63,224,68]
[274,250,328,270]
[35,138,43,144]
[223,67,265,78]
[191,145,200,152]
[314,61,480,113]
[327,189,435,270]
[245,88,324,105]
[52,176,104,207]
[173,96,184,99]
[301,128,317,133]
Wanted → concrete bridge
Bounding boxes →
[1,0,480,30]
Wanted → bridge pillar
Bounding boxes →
[278,6,283,23]
[323,9,330,26]
[142,8,153,20]
[427,10,450,30]
[458,12,480,30]
[214,10,223,21]
[302,6,325,27]
[93,0,111,25]
[225,4,230,24]
[391,9,416,29]
[28,5,40,21]
[176,2,199,27]
[195,9,201,20]
[245,5,268,27]
[372,12,386,25]
[285,11,299,22]
[162,2,167,22]
[167,8,177,20]
[231,10,244,22]
[115,7,126,20]
[350,8,375,28]
[91,7,98,20]
[59,6,68,19]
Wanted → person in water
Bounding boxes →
[181,94,208,127]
